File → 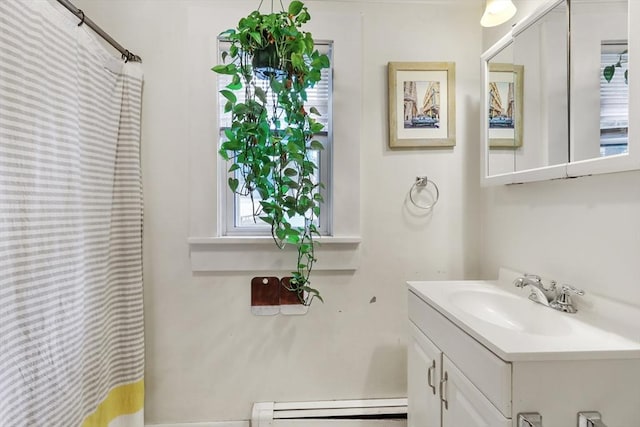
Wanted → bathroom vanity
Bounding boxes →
[407,270,640,426]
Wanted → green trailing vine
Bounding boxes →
[212,1,330,305]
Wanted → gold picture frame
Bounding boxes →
[488,63,524,148]
[388,62,456,148]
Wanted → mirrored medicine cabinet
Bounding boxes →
[481,0,640,185]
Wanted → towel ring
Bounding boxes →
[409,176,440,210]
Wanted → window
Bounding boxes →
[600,41,628,157]
[187,10,360,272]
[216,40,333,236]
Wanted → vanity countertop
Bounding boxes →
[408,270,640,362]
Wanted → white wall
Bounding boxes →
[71,0,482,423]
[481,1,640,307]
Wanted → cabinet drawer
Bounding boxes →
[409,291,512,418]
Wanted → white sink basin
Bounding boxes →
[449,288,573,336]
[408,269,640,361]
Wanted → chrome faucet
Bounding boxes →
[513,274,556,307]
[513,274,584,313]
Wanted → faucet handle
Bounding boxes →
[550,284,584,313]
[560,284,584,296]
[523,273,541,281]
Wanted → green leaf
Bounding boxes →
[291,52,305,70]
[219,29,235,38]
[211,64,237,75]
[309,140,324,150]
[604,65,615,83]
[228,177,239,192]
[309,106,321,116]
[232,103,248,115]
[226,75,242,90]
[284,168,298,177]
[300,243,312,253]
[270,78,284,93]
[228,163,240,173]
[625,69,629,84]
[287,140,302,153]
[254,86,267,104]
[221,139,242,151]
[276,226,287,240]
[259,216,274,225]
[288,1,304,16]
[310,121,324,133]
[220,89,237,103]
[249,31,263,46]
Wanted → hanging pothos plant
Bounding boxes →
[212,1,330,305]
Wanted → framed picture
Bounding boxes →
[488,63,524,148]
[388,62,456,148]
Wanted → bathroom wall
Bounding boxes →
[481,1,640,308]
[71,0,482,423]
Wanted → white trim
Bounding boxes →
[512,0,565,37]
[273,398,407,411]
[188,236,361,245]
[146,423,249,427]
[189,237,360,272]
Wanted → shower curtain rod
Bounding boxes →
[55,0,141,63]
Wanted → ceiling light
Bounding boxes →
[481,0,517,27]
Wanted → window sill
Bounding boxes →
[188,236,361,272]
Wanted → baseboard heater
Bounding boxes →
[251,398,407,427]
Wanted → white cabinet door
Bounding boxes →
[408,322,441,427]
[441,355,510,427]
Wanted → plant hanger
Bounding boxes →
[257,0,286,13]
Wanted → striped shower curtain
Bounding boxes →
[0,1,144,426]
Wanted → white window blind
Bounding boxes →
[600,42,628,156]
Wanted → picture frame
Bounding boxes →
[388,62,456,148]
[488,63,524,148]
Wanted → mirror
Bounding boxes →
[571,0,629,161]
[513,1,568,172]
[486,41,517,176]
[481,0,638,185]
